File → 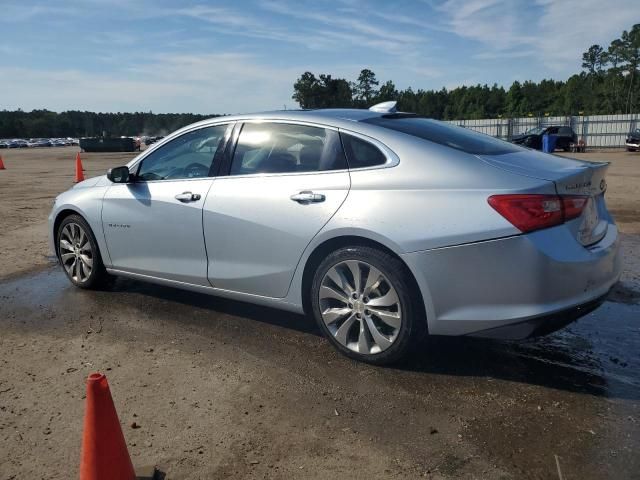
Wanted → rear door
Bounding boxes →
[102,124,232,285]
[203,121,350,297]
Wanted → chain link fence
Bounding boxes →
[447,113,640,148]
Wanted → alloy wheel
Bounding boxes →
[319,260,402,355]
[59,222,93,283]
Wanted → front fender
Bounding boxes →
[49,185,111,266]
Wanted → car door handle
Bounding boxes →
[175,192,201,202]
[290,191,325,204]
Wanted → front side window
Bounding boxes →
[230,123,347,175]
[136,125,229,181]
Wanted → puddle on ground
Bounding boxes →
[1,267,639,399]
[507,301,639,398]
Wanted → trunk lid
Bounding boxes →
[478,149,610,245]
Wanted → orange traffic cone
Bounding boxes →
[75,152,85,183]
[0,155,5,170]
[79,373,136,480]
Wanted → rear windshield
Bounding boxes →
[362,115,521,155]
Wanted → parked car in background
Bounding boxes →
[26,138,52,147]
[0,140,9,148]
[80,136,139,152]
[145,135,165,146]
[9,139,29,148]
[512,126,577,151]
[626,128,640,151]
[49,103,621,364]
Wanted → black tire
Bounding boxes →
[56,214,110,289]
[310,246,425,365]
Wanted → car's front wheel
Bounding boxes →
[311,246,423,365]
[57,214,109,289]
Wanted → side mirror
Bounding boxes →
[107,166,131,183]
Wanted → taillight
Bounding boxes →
[562,195,589,221]
[488,194,588,233]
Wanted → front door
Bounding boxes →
[203,121,351,297]
[102,124,231,286]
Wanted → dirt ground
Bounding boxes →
[0,147,639,479]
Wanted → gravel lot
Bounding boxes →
[0,147,638,479]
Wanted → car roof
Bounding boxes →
[192,108,387,130]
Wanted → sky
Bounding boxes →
[0,0,637,114]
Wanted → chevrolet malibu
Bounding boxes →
[49,103,622,364]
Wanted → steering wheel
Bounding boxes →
[183,162,209,178]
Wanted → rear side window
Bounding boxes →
[558,127,573,135]
[340,134,388,168]
[230,123,347,175]
[362,116,520,155]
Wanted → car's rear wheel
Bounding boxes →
[311,246,423,365]
[57,214,109,289]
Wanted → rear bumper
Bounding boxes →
[467,290,609,339]
[625,142,639,148]
[401,221,622,337]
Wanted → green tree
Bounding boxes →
[582,44,606,74]
[292,71,320,109]
[375,80,399,103]
[621,24,640,113]
[318,75,353,108]
[353,69,379,107]
[292,72,353,109]
[607,39,625,111]
[505,81,523,116]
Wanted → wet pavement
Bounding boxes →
[1,266,639,479]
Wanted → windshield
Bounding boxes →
[362,115,521,155]
[525,127,545,135]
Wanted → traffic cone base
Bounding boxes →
[135,465,159,479]
[75,152,85,182]
[80,373,136,480]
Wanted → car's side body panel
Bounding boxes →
[105,267,306,314]
[101,178,215,286]
[48,177,112,268]
[203,170,350,297]
[402,220,621,336]
[324,130,556,253]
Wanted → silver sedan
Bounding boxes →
[49,103,622,364]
